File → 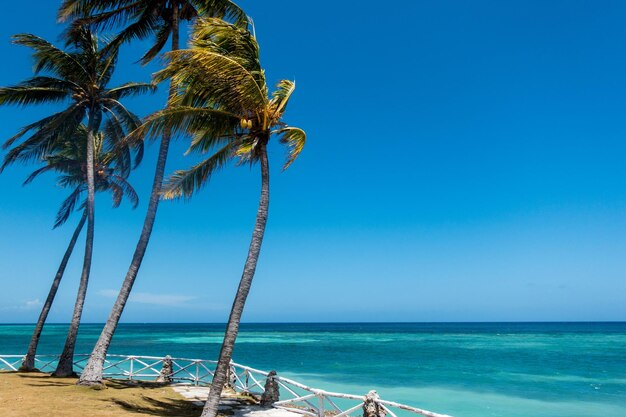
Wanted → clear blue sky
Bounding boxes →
[1,0,625,323]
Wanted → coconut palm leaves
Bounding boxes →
[27,125,140,226]
[58,0,248,64]
[0,29,154,172]
[134,18,305,201]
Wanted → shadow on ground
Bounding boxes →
[111,395,202,416]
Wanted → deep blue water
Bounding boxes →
[1,322,625,417]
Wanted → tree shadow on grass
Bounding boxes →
[109,395,202,417]
[24,381,73,387]
[104,380,175,390]
[15,373,76,387]
[14,373,172,391]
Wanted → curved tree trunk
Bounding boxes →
[201,144,270,417]
[77,10,180,386]
[19,210,87,372]
[19,211,87,372]
[53,111,97,378]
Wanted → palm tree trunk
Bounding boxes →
[201,144,270,417]
[53,111,97,377]
[19,211,87,372]
[77,8,180,386]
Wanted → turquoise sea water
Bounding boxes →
[1,322,625,417]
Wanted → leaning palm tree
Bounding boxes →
[116,19,305,415]
[8,123,141,372]
[59,0,250,386]
[0,27,153,376]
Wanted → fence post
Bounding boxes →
[226,364,232,388]
[128,357,134,381]
[317,393,325,417]
[260,370,280,407]
[157,355,174,384]
[362,390,386,417]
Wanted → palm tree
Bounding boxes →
[58,0,249,386]
[9,123,141,372]
[128,19,305,416]
[0,28,153,376]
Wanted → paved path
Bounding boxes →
[171,385,300,417]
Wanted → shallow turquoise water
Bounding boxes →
[1,322,624,416]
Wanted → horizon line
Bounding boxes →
[1,320,625,325]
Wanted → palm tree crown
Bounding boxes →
[0,27,154,171]
[58,0,248,64]
[135,18,306,197]
[25,124,141,228]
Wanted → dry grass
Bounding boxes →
[0,371,203,417]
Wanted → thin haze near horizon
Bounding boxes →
[0,1,625,323]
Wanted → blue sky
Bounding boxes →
[1,0,625,323]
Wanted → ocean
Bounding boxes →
[1,322,625,417]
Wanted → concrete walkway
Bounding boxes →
[171,385,300,417]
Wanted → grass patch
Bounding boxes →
[0,371,203,416]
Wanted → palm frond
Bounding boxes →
[101,118,132,176]
[54,186,83,228]
[274,126,306,170]
[193,1,249,28]
[105,82,157,99]
[0,86,69,107]
[130,106,240,145]
[101,98,142,132]
[12,34,88,81]
[157,48,267,113]
[2,105,83,150]
[20,76,78,91]
[270,80,295,117]
[162,139,241,200]
[58,1,143,26]
[139,21,172,65]
[22,164,57,185]
[233,136,259,166]
[59,0,250,65]
[108,174,139,208]
[1,108,84,172]
[190,17,260,71]
[97,42,121,87]
[109,181,124,208]
[109,10,161,50]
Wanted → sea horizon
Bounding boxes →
[2,320,625,325]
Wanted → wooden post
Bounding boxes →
[226,364,232,388]
[260,370,280,407]
[363,390,386,417]
[156,355,173,384]
[317,394,325,417]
